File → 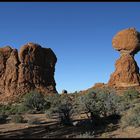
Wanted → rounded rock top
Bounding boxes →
[112,27,140,54]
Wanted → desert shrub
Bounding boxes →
[95,87,121,117]
[74,87,124,128]
[23,91,50,112]
[117,89,140,113]
[10,105,19,114]
[8,104,23,115]
[116,97,133,114]
[45,94,74,126]
[0,114,8,124]
[0,104,30,115]
[45,94,59,118]
[120,104,140,128]
[16,104,30,114]
[0,104,12,115]
[11,114,25,123]
[76,91,102,124]
[122,88,139,101]
[76,87,121,123]
[75,131,95,138]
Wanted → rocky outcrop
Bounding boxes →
[108,28,140,87]
[0,43,57,104]
[93,83,105,88]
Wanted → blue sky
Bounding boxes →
[0,2,140,93]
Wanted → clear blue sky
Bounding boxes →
[0,2,140,93]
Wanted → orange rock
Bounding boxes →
[0,43,57,104]
[112,27,140,54]
[108,27,140,88]
[108,54,140,87]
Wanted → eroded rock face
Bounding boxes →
[108,28,140,87]
[0,43,57,103]
[108,54,140,87]
[112,27,140,54]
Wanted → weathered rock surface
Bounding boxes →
[0,43,57,104]
[112,27,140,54]
[93,83,105,88]
[108,27,140,87]
[108,54,140,87]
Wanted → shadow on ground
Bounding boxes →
[0,116,121,138]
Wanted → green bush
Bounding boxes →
[76,87,120,123]
[0,91,51,115]
[45,94,74,126]
[76,91,101,124]
[121,104,140,128]
[0,104,11,115]
[117,89,140,114]
[0,104,30,115]
[11,114,25,123]
[23,91,50,112]
[95,88,120,117]
[123,88,139,101]
[16,104,30,114]
[9,105,19,114]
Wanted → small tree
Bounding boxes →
[76,91,101,124]
[45,94,74,126]
[76,87,121,125]
[95,87,120,117]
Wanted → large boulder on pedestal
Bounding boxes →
[108,27,140,87]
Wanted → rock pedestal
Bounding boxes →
[108,28,140,87]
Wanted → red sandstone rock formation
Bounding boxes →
[108,28,140,87]
[0,43,57,104]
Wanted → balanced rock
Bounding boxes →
[0,43,57,103]
[112,27,140,54]
[108,28,140,87]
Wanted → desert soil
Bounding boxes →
[0,113,140,138]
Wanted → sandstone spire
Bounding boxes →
[108,28,140,87]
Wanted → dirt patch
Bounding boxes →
[0,113,140,138]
